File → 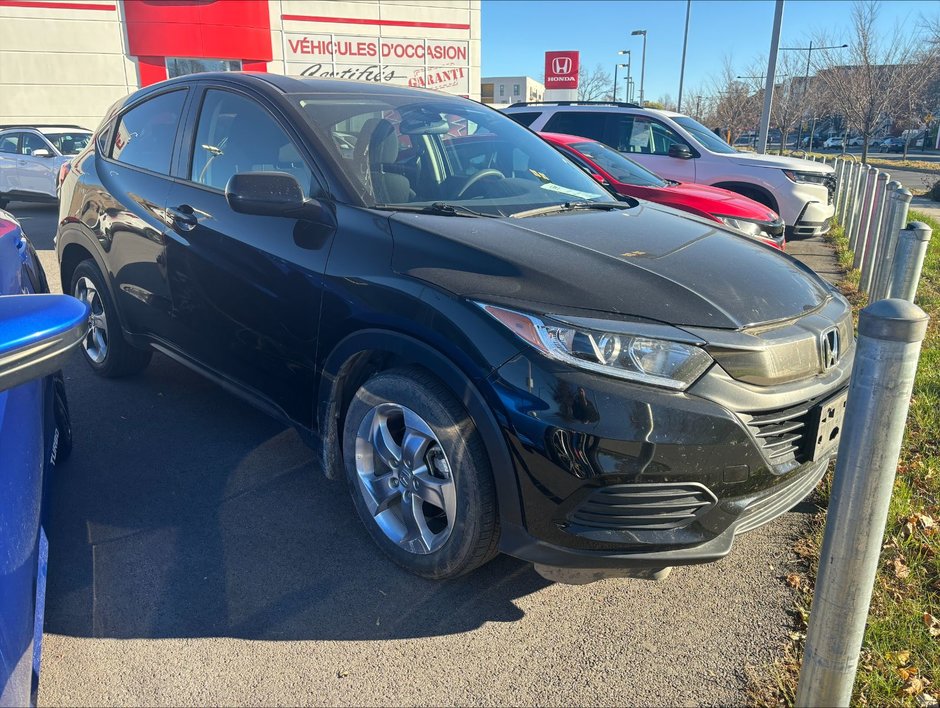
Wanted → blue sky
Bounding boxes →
[482,0,937,103]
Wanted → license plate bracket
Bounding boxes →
[807,389,849,461]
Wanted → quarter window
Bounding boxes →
[190,89,313,194]
[505,112,540,128]
[111,90,187,175]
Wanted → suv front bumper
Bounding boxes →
[488,339,850,581]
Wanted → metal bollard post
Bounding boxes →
[796,299,929,708]
[859,172,890,294]
[841,160,858,227]
[852,167,879,265]
[872,188,913,300]
[847,165,869,251]
[835,160,848,224]
[888,222,933,303]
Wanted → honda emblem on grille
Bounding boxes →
[821,327,840,370]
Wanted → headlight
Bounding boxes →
[715,215,766,237]
[478,304,712,390]
[782,169,830,185]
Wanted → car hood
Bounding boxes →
[389,203,831,330]
[663,182,779,221]
[729,151,834,173]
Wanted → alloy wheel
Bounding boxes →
[74,276,108,364]
[354,402,457,555]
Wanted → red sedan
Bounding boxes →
[541,132,785,249]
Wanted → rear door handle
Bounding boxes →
[167,205,198,231]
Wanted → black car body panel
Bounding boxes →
[56,73,853,576]
[389,204,831,329]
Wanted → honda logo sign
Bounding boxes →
[551,56,572,75]
[545,51,579,90]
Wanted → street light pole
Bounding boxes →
[616,50,630,103]
[677,0,691,112]
[632,29,647,105]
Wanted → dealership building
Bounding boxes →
[0,0,481,129]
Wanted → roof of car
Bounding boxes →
[0,124,90,133]
[152,71,458,100]
[505,102,685,119]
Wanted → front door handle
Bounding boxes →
[167,205,198,231]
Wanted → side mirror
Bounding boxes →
[668,144,693,160]
[225,171,333,225]
[0,294,89,392]
[31,149,52,158]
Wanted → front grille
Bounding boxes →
[745,399,815,464]
[743,387,848,465]
[567,483,717,531]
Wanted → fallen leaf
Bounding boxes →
[336,669,349,679]
[893,558,911,579]
[905,676,927,696]
[786,573,802,589]
[915,692,938,708]
[901,522,916,539]
[921,514,937,529]
[924,613,940,637]
[890,650,911,665]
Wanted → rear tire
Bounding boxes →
[342,367,499,580]
[70,259,152,377]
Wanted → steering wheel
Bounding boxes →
[455,169,505,198]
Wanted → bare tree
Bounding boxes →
[766,53,812,154]
[812,0,940,162]
[708,57,760,145]
[578,64,614,102]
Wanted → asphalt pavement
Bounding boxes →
[13,201,818,706]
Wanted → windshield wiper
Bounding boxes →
[510,201,634,219]
[374,202,501,218]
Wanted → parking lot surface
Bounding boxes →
[14,202,815,706]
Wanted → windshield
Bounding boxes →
[569,141,667,188]
[43,132,91,156]
[295,93,614,216]
[673,116,738,155]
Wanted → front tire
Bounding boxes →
[342,367,499,580]
[70,259,152,377]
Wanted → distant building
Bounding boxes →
[481,76,544,107]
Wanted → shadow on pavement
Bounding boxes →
[6,202,58,250]
[45,351,550,642]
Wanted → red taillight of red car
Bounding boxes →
[57,162,72,189]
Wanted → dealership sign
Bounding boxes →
[284,33,470,95]
[544,51,579,90]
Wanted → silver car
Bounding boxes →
[0,125,92,209]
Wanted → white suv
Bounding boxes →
[0,125,92,209]
[503,103,835,239]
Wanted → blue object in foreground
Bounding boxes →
[0,211,88,708]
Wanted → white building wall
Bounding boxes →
[0,0,137,129]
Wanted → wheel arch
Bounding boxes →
[316,329,522,527]
[710,181,780,214]
[57,227,112,299]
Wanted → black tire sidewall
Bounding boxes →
[342,369,498,580]
[70,259,149,377]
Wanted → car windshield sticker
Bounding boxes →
[540,183,601,200]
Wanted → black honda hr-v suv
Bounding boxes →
[57,73,853,583]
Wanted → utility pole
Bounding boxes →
[677,0,691,112]
[757,0,784,155]
[632,29,647,105]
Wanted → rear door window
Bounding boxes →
[0,133,21,154]
[542,112,609,142]
[20,133,51,156]
[111,90,187,175]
